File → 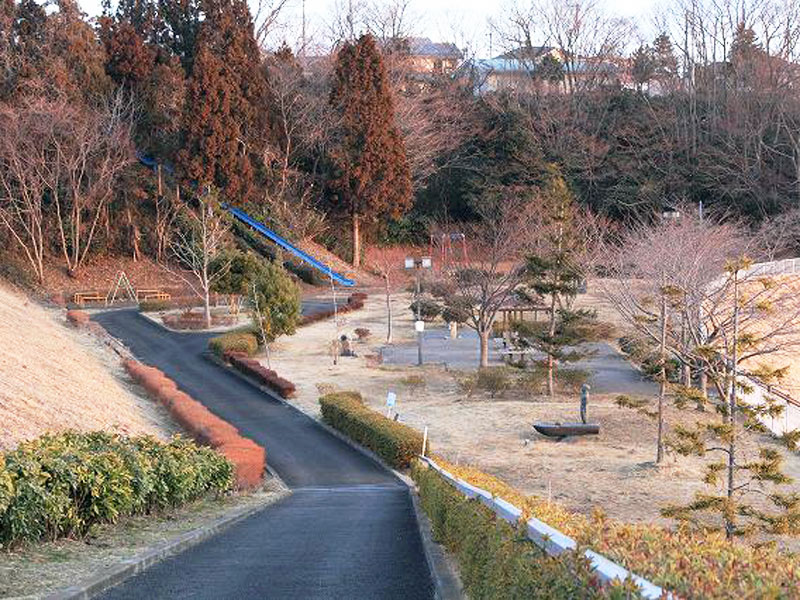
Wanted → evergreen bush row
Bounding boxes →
[225,352,297,398]
[410,462,629,599]
[0,431,232,548]
[208,331,259,358]
[318,392,424,469]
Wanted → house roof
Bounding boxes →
[404,37,463,59]
[496,46,557,61]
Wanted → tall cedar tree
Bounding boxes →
[329,34,411,267]
[178,0,268,203]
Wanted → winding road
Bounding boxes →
[94,310,435,599]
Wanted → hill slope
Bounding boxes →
[0,283,172,450]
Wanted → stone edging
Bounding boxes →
[44,492,286,600]
[202,351,465,600]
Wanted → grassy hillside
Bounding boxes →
[0,283,173,450]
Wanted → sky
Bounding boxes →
[78,0,666,57]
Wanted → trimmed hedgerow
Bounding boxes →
[65,310,90,327]
[299,293,368,326]
[434,457,800,600]
[318,392,424,469]
[225,352,296,398]
[208,331,259,358]
[410,462,632,599]
[123,359,266,489]
[0,431,232,548]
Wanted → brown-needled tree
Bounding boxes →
[329,33,411,268]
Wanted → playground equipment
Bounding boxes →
[226,206,355,287]
[136,153,355,288]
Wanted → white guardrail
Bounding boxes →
[419,456,666,599]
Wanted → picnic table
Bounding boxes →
[136,289,171,302]
[73,291,105,306]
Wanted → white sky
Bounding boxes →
[78,0,666,56]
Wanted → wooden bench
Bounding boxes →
[73,291,105,306]
[136,289,172,302]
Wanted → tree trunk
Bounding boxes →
[657,288,668,464]
[546,293,558,397]
[352,212,361,268]
[204,287,212,329]
[726,272,740,540]
[479,328,490,368]
[384,274,393,344]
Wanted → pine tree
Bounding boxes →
[519,165,590,396]
[329,34,411,267]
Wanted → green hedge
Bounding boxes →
[0,431,233,548]
[319,392,425,469]
[209,331,259,358]
[411,463,638,599]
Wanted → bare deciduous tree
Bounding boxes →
[440,193,539,367]
[169,192,232,328]
[49,93,133,276]
[0,98,52,283]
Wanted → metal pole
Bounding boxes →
[416,267,423,366]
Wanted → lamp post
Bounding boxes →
[405,256,432,366]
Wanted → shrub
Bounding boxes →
[557,368,590,393]
[123,359,266,490]
[477,368,513,398]
[225,352,297,399]
[287,262,325,286]
[410,462,617,599]
[353,327,371,341]
[400,374,426,391]
[409,298,441,322]
[0,431,233,548]
[433,457,800,600]
[209,332,259,358]
[319,392,425,469]
[139,299,172,312]
[298,293,368,326]
[66,309,90,327]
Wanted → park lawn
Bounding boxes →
[269,285,800,550]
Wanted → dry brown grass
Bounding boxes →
[0,282,173,450]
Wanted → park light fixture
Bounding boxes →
[405,256,433,366]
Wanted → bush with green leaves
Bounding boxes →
[209,331,259,357]
[411,462,627,599]
[319,392,426,469]
[250,261,301,343]
[0,431,232,548]
[409,298,441,322]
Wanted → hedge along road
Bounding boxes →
[94,309,435,600]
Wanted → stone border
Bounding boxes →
[203,351,465,600]
[44,487,288,600]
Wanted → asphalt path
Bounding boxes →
[94,310,434,600]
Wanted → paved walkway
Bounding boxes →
[382,327,658,396]
[94,310,434,599]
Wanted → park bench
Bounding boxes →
[136,289,171,302]
[73,291,105,306]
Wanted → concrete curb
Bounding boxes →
[203,352,465,600]
[44,492,286,600]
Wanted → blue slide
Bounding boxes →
[137,151,355,286]
[226,206,355,287]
